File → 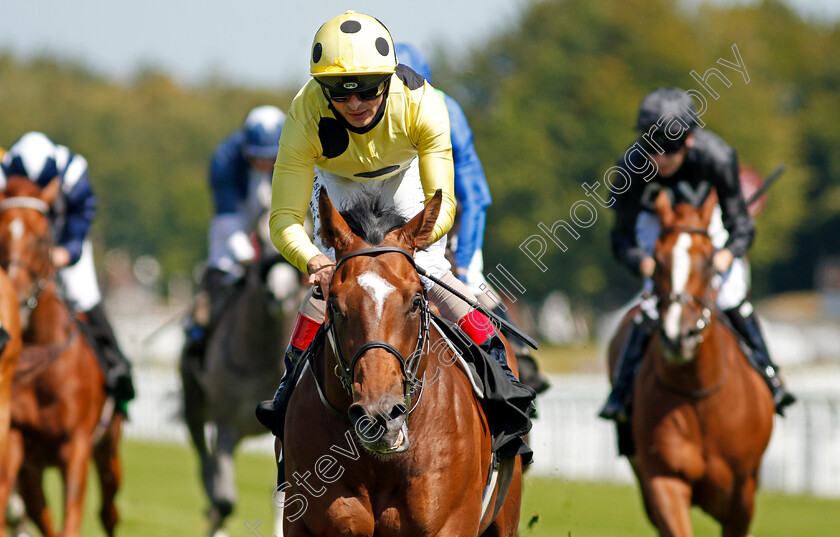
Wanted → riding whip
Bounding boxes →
[746,164,785,207]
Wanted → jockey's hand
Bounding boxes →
[713,248,734,274]
[307,254,336,300]
[639,256,656,278]
[50,246,72,268]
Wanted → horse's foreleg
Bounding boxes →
[0,429,25,537]
[210,423,240,527]
[17,459,57,537]
[94,413,124,537]
[628,455,657,524]
[721,476,758,537]
[180,358,207,458]
[645,475,694,537]
[60,435,93,537]
[180,358,219,521]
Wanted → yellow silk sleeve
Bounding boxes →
[413,88,456,245]
[269,115,322,274]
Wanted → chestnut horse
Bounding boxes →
[279,189,523,536]
[606,191,773,537]
[0,149,19,467]
[0,266,23,463]
[0,177,123,537]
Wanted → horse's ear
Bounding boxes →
[394,189,442,250]
[40,178,61,206]
[700,188,718,227]
[655,190,674,228]
[318,188,356,252]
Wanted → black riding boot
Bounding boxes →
[183,268,239,362]
[480,334,519,383]
[85,303,135,407]
[724,308,797,416]
[255,345,305,437]
[598,324,651,423]
[0,324,10,354]
[492,304,551,394]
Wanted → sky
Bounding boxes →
[1,0,837,89]
[0,0,526,88]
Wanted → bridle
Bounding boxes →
[323,246,430,412]
[0,196,55,316]
[655,225,715,345]
[654,224,726,397]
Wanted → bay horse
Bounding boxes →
[0,176,123,537]
[180,250,297,537]
[280,189,522,536]
[606,190,773,537]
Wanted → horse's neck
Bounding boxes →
[26,287,74,345]
[656,318,727,394]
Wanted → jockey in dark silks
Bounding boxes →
[183,106,287,359]
[394,42,549,393]
[255,11,536,438]
[0,132,135,410]
[598,87,796,423]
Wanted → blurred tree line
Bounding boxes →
[1,0,838,312]
[0,56,296,289]
[436,0,840,309]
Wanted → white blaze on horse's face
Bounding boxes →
[664,233,693,341]
[9,218,25,241]
[358,271,396,321]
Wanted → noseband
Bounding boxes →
[324,246,430,409]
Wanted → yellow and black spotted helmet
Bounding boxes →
[310,11,396,95]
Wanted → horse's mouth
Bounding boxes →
[360,422,410,455]
[663,334,701,363]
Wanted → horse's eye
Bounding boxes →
[328,300,342,319]
[411,296,423,313]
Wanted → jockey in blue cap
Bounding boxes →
[184,105,287,357]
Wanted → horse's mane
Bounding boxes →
[339,189,408,246]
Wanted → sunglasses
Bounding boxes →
[641,133,687,155]
[324,81,388,103]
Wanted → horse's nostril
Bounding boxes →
[388,403,407,421]
[347,403,367,425]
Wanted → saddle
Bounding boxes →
[430,312,535,464]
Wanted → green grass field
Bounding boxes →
[34,440,840,536]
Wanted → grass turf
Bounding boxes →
[31,440,840,536]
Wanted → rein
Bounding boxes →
[321,246,430,415]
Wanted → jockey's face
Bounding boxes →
[330,93,384,129]
[648,134,694,179]
[248,157,275,173]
